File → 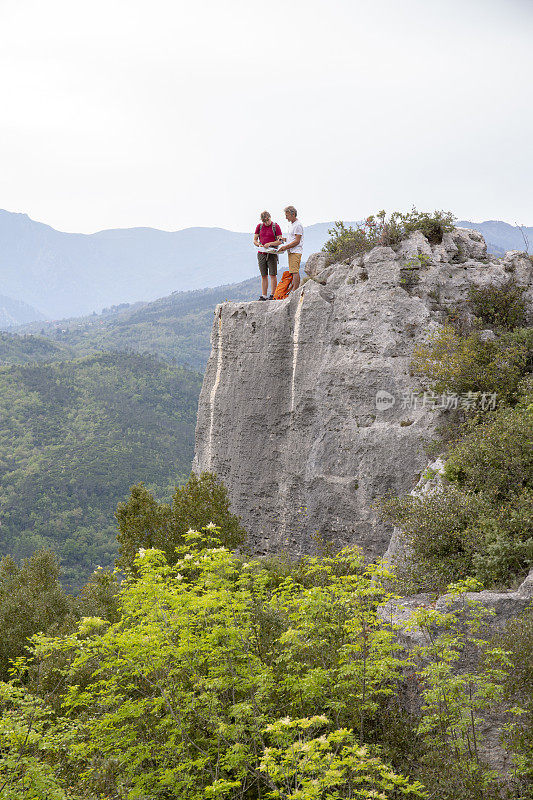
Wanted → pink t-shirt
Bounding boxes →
[255,222,282,247]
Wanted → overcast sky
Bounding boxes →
[0,0,531,233]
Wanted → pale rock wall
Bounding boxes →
[193,228,533,558]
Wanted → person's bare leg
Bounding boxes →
[292,273,300,292]
[261,275,268,297]
[270,274,278,296]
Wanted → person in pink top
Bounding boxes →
[253,211,283,300]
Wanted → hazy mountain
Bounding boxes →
[0,210,337,320]
[2,209,530,322]
[0,293,44,327]
[456,220,533,256]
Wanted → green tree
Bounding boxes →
[259,716,426,799]
[0,550,69,680]
[115,472,247,571]
[11,531,412,799]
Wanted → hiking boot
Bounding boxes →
[268,294,274,300]
[258,295,267,301]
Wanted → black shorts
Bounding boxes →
[258,252,278,277]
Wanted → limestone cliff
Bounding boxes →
[193,229,533,558]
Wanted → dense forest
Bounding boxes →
[11,276,258,371]
[0,351,202,588]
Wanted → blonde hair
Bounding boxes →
[260,211,271,223]
[284,205,297,217]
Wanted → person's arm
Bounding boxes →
[271,224,283,247]
[253,233,261,247]
[278,233,302,253]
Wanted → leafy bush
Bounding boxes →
[381,389,533,590]
[322,208,456,263]
[411,325,533,405]
[381,485,487,593]
[2,536,529,799]
[497,607,533,791]
[115,472,247,572]
[468,279,528,331]
[14,535,412,799]
[405,581,516,800]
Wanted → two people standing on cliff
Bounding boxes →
[253,206,303,300]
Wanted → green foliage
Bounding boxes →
[411,324,533,404]
[0,332,75,366]
[0,351,202,589]
[259,716,426,799]
[0,550,70,681]
[406,581,515,800]
[468,279,528,331]
[496,607,533,790]
[322,209,455,263]
[71,566,121,624]
[115,472,247,572]
[1,539,528,799]
[381,390,533,591]
[6,533,416,799]
[0,683,74,800]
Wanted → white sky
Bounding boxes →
[0,0,531,233]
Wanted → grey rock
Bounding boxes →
[304,253,329,278]
[478,329,497,341]
[383,457,446,568]
[379,569,533,772]
[194,229,533,559]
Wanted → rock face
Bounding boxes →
[379,569,533,772]
[193,229,533,558]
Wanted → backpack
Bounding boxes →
[273,271,293,300]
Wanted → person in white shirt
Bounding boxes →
[277,205,303,292]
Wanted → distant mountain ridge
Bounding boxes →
[1,210,530,321]
[456,220,532,256]
[0,210,337,320]
[0,293,44,327]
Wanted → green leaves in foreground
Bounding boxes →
[1,532,528,799]
[4,532,422,799]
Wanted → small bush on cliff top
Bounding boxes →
[322,208,456,263]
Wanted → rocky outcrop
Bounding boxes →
[379,569,533,772]
[193,229,533,558]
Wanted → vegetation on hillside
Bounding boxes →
[0,351,202,588]
[10,276,259,371]
[0,331,75,365]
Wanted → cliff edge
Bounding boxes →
[193,228,533,558]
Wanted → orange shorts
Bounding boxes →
[288,253,302,274]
